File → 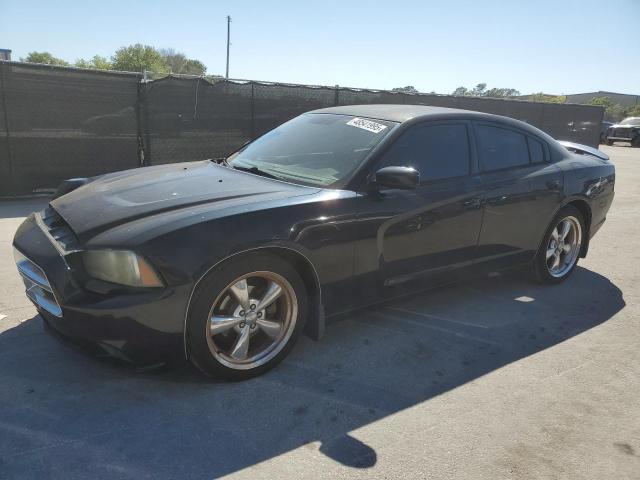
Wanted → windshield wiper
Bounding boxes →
[231,164,283,181]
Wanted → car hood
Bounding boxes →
[50,160,318,241]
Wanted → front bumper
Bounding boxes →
[13,212,189,367]
[606,128,635,141]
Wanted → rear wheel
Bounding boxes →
[605,139,614,146]
[186,252,307,380]
[531,206,584,284]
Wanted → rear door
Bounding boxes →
[474,122,564,264]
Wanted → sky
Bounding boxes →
[1,0,638,95]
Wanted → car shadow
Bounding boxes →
[0,266,625,478]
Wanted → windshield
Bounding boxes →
[227,113,396,187]
[620,117,640,126]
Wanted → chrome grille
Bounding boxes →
[14,248,62,317]
[615,129,630,138]
[41,206,78,252]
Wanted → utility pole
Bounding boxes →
[225,15,231,79]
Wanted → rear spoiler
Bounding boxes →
[558,141,609,161]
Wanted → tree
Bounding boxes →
[589,96,626,122]
[20,51,69,66]
[470,83,487,96]
[204,74,225,84]
[159,48,207,75]
[452,86,468,96]
[589,96,614,109]
[159,48,184,72]
[625,104,640,118]
[529,93,566,103]
[74,55,112,70]
[451,83,519,98]
[484,87,520,98]
[392,86,419,94]
[181,59,206,75]
[111,44,169,73]
[20,46,210,75]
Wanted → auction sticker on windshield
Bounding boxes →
[346,117,388,134]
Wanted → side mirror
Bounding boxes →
[372,166,420,190]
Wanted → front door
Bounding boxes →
[353,121,485,297]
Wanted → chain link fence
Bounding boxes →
[0,61,604,196]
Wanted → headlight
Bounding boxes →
[82,250,163,288]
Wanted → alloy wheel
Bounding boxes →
[546,216,582,278]
[206,271,298,370]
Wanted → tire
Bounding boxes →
[531,205,585,284]
[186,252,308,380]
[631,134,640,148]
[605,139,614,146]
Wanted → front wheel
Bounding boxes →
[531,206,584,284]
[186,252,307,380]
[631,134,640,148]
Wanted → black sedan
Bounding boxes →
[13,105,615,379]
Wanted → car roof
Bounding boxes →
[309,104,497,123]
[309,103,567,161]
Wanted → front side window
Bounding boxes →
[227,113,396,187]
[378,123,471,181]
[476,124,530,171]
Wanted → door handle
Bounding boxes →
[463,197,482,209]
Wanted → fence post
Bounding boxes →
[0,62,14,194]
[334,84,339,106]
[250,82,255,139]
[137,74,152,167]
[135,77,146,167]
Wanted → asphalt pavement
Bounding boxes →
[0,145,638,479]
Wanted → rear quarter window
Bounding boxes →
[527,137,545,163]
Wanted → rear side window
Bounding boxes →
[379,123,470,181]
[528,137,545,163]
[476,124,529,171]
